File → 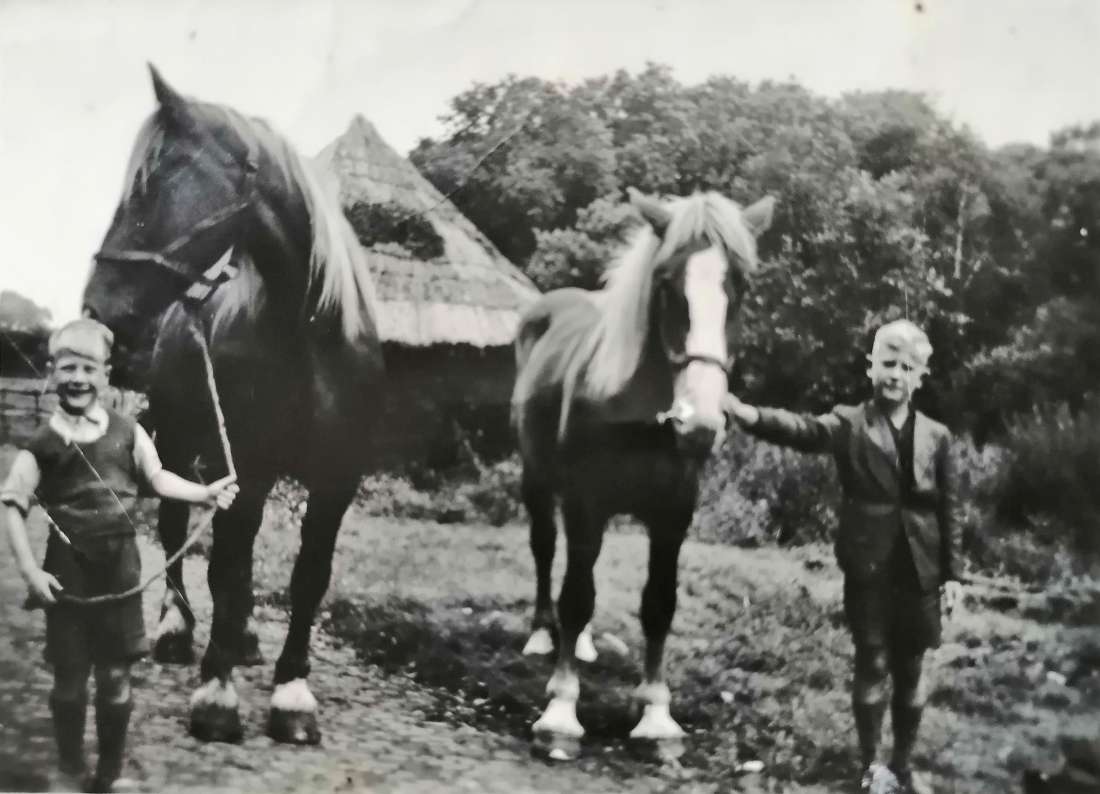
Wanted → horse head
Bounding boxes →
[630,187,774,457]
[83,65,260,346]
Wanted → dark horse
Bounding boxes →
[512,188,774,757]
[82,67,382,744]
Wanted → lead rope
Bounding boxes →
[3,316,235,607]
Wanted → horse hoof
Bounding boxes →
[531,730,582,762]
[522,628,554,656]
[152,632,194,665]
[268,708,321,745]
[189,704,243,743]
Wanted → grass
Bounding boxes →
[242,496,1100,793]
[3,436,1098,792]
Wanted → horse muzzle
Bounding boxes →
[658,399,726,458]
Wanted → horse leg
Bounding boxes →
[152,497,196,664]
[267,476,357,745]
[521,471,557,656]
[190,475,271,743]
[146,420,197,664]
[532,495,604,760]
[629,519,689,755]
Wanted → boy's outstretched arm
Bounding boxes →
[148,470,239,509]
[724,394,848,454]
[133,423,239,509]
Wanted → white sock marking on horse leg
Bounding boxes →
[533,697,584,738]
[574,623,598,662]
[271,679,317,713]
[522,627,554,656]
[629,681,684,739]
[544,669,580,700]
[155,602,189,640]
[189,678,238,709]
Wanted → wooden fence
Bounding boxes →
[0,377,147,445]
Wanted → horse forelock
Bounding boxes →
[571,192,759,404]
[118,100,378,344]
[120,116,166,205]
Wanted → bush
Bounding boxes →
[996,400,1100,556]
[351,456,524,527]
[693,433,839,547]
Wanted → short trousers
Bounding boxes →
[42,534,148,667]
[843,576,942,654]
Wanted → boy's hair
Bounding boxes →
[868,319,932,368]
[48,318,114,364]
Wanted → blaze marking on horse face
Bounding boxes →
[676,245,730,436]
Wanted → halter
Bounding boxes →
[93,139,260,302]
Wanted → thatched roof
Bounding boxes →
[315,116,539,348]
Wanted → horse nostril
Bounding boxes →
[675,421,719,459]
[82,305,98,320]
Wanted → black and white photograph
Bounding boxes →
[1,1,1098,792]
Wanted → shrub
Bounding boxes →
[996,400,1100,556]
[693,433,839,547]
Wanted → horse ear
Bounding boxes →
[149,63,185,112]
[742,196,776,238]
[628,187,671,235]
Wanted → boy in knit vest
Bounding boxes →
[2,319,238,793]
[725,320,963,794]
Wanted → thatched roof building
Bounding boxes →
[315,117,538,465]
[316,116,538,348]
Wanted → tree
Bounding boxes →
[411,66,1092,431]
[0,290,52,377]
[0,290,51,333]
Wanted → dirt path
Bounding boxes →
[0,530,788,794]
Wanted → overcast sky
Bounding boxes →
[2,0,1099,325]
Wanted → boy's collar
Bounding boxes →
[49,403,108,443]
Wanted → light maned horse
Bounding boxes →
[512,188,774,757]
[82,67,383,745]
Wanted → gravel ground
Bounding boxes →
[0,528,827,794]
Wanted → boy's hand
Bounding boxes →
[722,394,760,427]
[941,580,963,617]
[24,567,62,605]
[206,475,239,511]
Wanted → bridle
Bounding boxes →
[93,137,260,304]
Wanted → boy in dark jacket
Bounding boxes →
[2,319,238,793]
[725,319,962,794]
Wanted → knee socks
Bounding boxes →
[92,698,133,789]
[852,698,887,769]
[49,693,87,777]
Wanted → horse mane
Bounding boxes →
[120,101,377,342]
[558,191,761,415]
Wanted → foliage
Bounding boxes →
[0,290,51,333]
[996,400,1100,556]
[954,298,1100,438]
[351,456,523,528]
[344,200,445,260]
[0,290,51,377]
[411,65,1075,419]
[693,433,838,547]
